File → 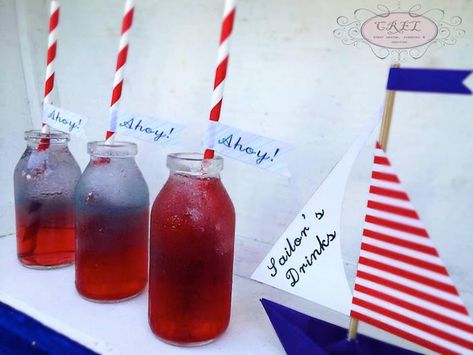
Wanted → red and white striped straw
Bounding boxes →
[204,0,237,159]
[105,0,135,144]
[38,0,60,151]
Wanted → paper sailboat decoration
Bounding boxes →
[351,142,473,354]
[261,298,421,355]
[257,141,473,355]
[0,301,98,354]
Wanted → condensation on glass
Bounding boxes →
[14,130,81,268]
[75,141,149,303]
[149,153,236,346]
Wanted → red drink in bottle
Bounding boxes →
[16,200,75,267]
[14,130,81,268]
[75,142,149,302]
[75,207,148,301]
[149,154,235,346]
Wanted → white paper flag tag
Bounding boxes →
[116,112,185,145]
[251,108,383,315]
[42,103,88,138]
[206,121,293,176]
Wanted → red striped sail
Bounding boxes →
[351,142,473,355]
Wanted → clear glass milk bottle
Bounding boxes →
[74,142,149,302]
[14,130,81,268]
[149,153,236,346]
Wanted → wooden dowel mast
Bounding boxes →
[347,63,399,341]
[378,74,398,149]
[347,317,359,341]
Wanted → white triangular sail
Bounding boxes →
[351,143,473,354]
[252,111,382,315]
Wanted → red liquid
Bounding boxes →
[75,208,149,302]
[149,174,235,345]
[16,199,75,268]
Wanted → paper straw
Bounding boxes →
[203,0,237,159]
[105,0,135,144]
[38,0,60,151]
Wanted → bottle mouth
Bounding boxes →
[24,129,70,143]
[167,153,223,176]
[88,141,138,157]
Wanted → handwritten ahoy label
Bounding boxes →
[116,113,184,145]
[206,122,292,175]
[252,106,384,315]
[42,103,88,138]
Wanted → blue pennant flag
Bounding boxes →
[260,298,422,355]
[387,68,472,95]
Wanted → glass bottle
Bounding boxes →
[74,142,149,302]
[149,153,236,346]
[14,130,81,268]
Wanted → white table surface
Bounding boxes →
[0,234,428,354]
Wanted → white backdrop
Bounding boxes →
[1,0,472,344]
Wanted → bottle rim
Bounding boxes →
[88,141,138,157]
[24,129,70,143]
[167,153,223,176]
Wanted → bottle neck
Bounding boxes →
[89,155,136,164]
[26,141,69,150]
[24,130,70,148]
[169,169,221,179]
[166,153,224,179]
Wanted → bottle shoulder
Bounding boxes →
[152,175,235,216]
[75,159,149,209]
[14,147,81,184]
